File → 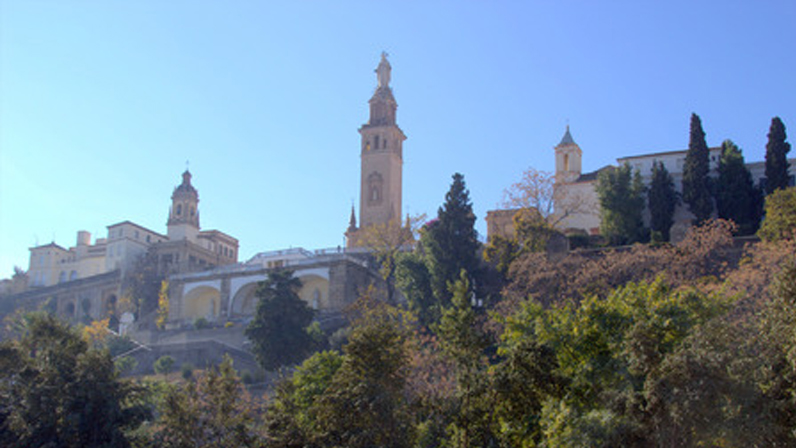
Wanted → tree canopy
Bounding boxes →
[758,187,796,242]
[245,269,315,371]
[647,160,678,241]
[596,163,646,245]
[764,116,792,195]
[0,312,148,448]
[682,113,714,224]
[715,139,762,235]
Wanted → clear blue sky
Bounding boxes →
[1,1,794,277]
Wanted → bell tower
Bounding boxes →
[356,52,406,234]
[167,170,200,242]
[555,125,582,183]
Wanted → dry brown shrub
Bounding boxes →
[503,219,740,313]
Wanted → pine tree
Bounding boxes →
[765,116,792,195]
[424,173,480,307]
[245,269,315,371]
[715,140,762,235]
[596,163,646,245]
[648,161,678,241]
[682,113,714,224]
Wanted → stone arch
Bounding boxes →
[64,301,76,317]
[182,285,221,321]
[297,274,330,310]
[230,282,260,317]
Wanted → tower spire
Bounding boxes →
[348,205,357,232]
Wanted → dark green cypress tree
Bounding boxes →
[765,116,792,195]
[715,140,762,235]
[424,173,480,307]
[648,161,678,241]
[682,113,714,224]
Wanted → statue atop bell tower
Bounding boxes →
[346,53,407,247]
[376,51,391,88]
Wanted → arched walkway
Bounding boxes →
[229,282,260,317]
[297,274,329,310]
[182,286,221,321]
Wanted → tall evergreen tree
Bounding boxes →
[765,116,792,195]
[424,173,480,307]
[245,269,315,371]
[596,163,646,245]
[715,140,762,235]
[682,113,714,224]
[648,161,678,241]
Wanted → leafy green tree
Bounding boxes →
[155,355,260,447]
[395,251,436,327]
[153,355,175,377]
[264,350,343,448]
[311,296,413,448]
[424,173,481,307]
[758,187,796,242]
[434,272,494,447]
[0,312,148,448]
[682,113,714,224]
[491,311,566,447]
[715,139,762,235]
[245,269,314,371]
[483,208,557,277]
[114,356,138,375]
[504,277,734,445]
[357,215,425,304]
[122,251,165,317]
[765,116,792,195]
[756,259,796,445]
[647,160,678,241]
[596,163,646,245]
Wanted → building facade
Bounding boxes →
[551,127,795,239]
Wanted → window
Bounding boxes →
[176,204,182,216]
[367,172,384,205]
[59,271,67,283]
[70,271,78,281]
[146,235,151,243]
[374,135,380,149]
[135,230,139,240]
[190,206,195,217]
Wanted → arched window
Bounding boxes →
[65,302,75,317]
[367,172,384,205]
[59,271,67,283]
[563,153,570,172]
[176,204,182,216]
[374,135,380,149]
[190,206,195,217]
[69,271,78,281]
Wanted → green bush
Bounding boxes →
[181,362,194,380]
[194,317,210,330]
